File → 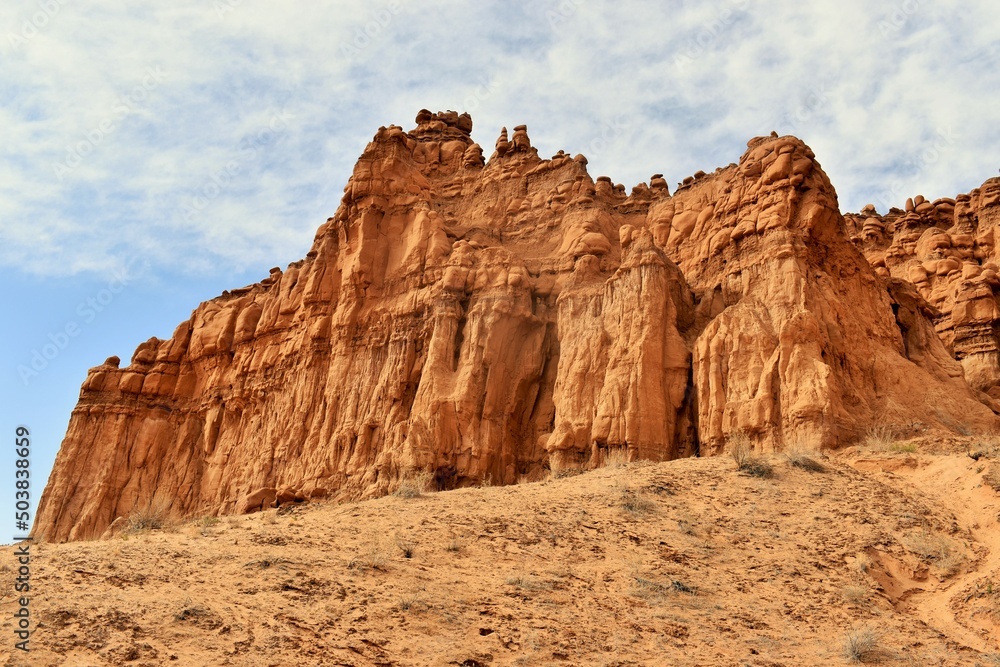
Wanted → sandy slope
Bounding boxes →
[3,448,1000,666]
[850,445,1000,655]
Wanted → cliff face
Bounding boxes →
[845,179,1000,400]
[34,112,1000,542]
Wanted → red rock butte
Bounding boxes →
[35,110,1000,542]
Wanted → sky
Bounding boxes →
[2,0,999,542]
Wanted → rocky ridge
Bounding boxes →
[34,111,1000,542]
[845,180,1000,399]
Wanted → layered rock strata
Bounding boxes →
[35,112,999,541]
[845,179,1000,399]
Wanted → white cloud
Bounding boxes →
[3,0,1000,277]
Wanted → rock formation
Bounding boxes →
[34,111,1000,542]
[845,178,1000,401]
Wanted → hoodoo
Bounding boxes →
[34,111,999,542]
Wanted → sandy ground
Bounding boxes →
[3,443,1000,666]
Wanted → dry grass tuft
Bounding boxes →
[615,484,655,516]
[394,534,415,559]
[396,594,427,612]
[865,425,917,453]
[194,517,219,537]
[784,448,827,472]
[393,470,433,499]
[728,433,774,478]
[603,447,630,468]
[677,517,697,536]
[903,530,964,576]
[842,625,881,663]
[864,424,895,451]
[348,534,390,571]
[841,584,869,604]
[628,560,695,602]
[505,574,551,591]
[983,463,1000,493]
[122,504,167,535]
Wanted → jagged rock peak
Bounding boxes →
[490,122,539,162]
[411,108,473,139]
[844,176,1000,401]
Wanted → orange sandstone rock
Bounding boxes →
[34,112,999,542]
[846,178,1000,395]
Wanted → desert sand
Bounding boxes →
[6,439,1000,666]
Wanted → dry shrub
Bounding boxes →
[976,431,1000,458]
[728,431,754,467]
[865,424,895,451]
[122,503,167,535]
[394,534,415,559]
[728,432,773,478]
[172,596,223,630]
[603,447,630,468]
[393,469,433,499]
[852,552,872,575]
[904,529,951,561]
[615,484,655,515]
[550,467,584,480]
[904,530,964,576]
[865,425,916,453]
[784,447,827,472]
[983,463,1000,493]
[843,625,881,663]
[841,584,869,604]
[348,534,389,571]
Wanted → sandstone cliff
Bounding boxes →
[845,179,1000,401]
[34,112,1000,542]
